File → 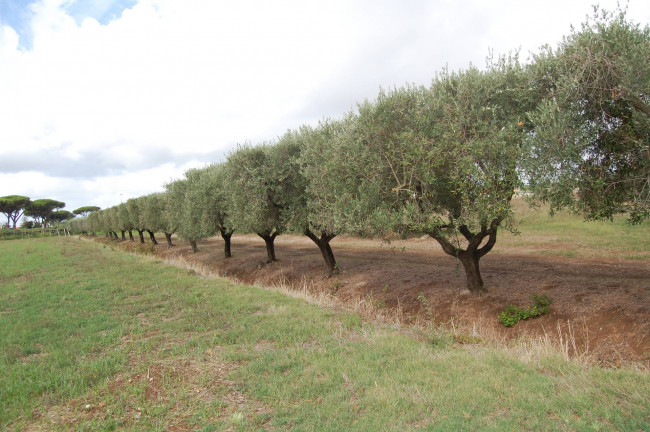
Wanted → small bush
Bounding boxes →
[452,333,482,345]
[499,294,553,327]
[417,294,433,319]
[135,242,156,255]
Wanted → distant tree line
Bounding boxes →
[0,196,97,230]
[64,8,648,295]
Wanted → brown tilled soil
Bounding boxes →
[109,234,649,367]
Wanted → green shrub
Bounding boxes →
[499,294,553,327]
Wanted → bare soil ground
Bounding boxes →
[114,234,649,367]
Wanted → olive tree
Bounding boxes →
[141,196,158,245]
[324,58,533,295]
[526,7,650,223]
[418,62,535,294]
[164,170,216,253]
[253,132,341,271]
[87,211,100,236]
[199,163,235,258]
[126,198,147,243]
[143,192,176,247]
[117,203,132,240]
[105,206,120,239]
[180,167,220,252]
[165,178,189,248]
[67,216,88,234]
[223,144,283,262]
[292,121,359,273]
[94,209,108,237]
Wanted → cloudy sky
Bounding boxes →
[1,0,649,217]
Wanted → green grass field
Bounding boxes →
[1,237,649,431]
[494,199,650,260]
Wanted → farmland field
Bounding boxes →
[1,235,649,431]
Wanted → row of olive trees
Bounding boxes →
[68,8,648,295]
[68,194,175,247]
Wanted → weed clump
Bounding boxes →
[499,294,553,327]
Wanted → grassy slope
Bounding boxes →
[495,199,650,260]
[1,238,648,431]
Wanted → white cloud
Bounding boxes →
[0,0,649,212]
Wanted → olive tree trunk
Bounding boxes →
[164,232,174,248]
[428,219,500,296]
[220,228,233,258]
[257,232,277,262]
[304,228,337,273]
[147,230,158,245]
[457,250,485,294]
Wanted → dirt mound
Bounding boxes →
[107,234,650,367]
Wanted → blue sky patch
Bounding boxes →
[63,0,137,26]
[0,0,36,49]
[0,0,137,49]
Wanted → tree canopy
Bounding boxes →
[125,198,147,242]
[73,206,101,217]
[0,195,31,228]
[223,144,284,261]
[142,193,176,247]
[196,164,235,257]
[25,199,66,228]
[116,203,132,240]
[49,210,75,224]
[297,116,367,272]
[309,56,534,294]
[165,175,208,252]
[525,7,650,223]
[179,168,220,252]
